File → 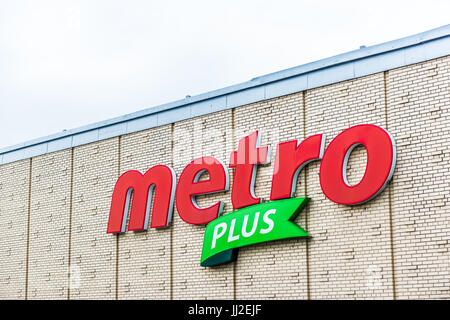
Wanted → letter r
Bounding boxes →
[270,134,325,200]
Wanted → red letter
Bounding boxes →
[176,156,229,225]
[270,134,325,200]
[107,165,176,233]
[229,131,270,209]
[319,124,396,205]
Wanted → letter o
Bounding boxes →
[319,124,396,205]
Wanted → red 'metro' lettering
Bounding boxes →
[107,124,397,233]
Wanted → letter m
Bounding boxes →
[107,165,176,233]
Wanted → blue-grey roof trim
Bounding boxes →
[1,24,450,165]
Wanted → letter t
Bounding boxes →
[229,131,270,209]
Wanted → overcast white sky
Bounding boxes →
[0,0,449,149]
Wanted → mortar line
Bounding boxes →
[67,148,75,299]
[115,136,121,300]
[302,91,311,300]
[384,70,397,299]
[24,158,32,300]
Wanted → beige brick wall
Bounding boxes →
[27,150,72,299]
[0,56,448,300]
[386,56,450,299]
[305,73,395,299]
[69,138,119,299]
[0,160,29,299]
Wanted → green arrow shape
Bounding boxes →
[201,197,310,267]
